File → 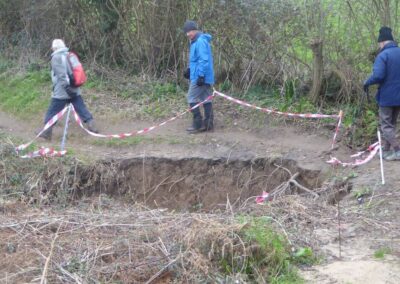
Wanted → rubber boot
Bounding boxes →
[186,103,203,133]
[38,127,53,141]
[381,143,393,159]
[86,119,99,133]
[202,102,214,131]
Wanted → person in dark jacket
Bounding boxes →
[183,20,215,133]
[39,39,99,140]
[364,27,400,160]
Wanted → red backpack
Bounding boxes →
[67,52,87,87]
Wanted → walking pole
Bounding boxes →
[377,129,385,185]
[60,104,72,152]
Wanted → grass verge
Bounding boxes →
[0,67,50,119]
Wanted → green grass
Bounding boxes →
[91,135,165,147]
[0,69,50,119]
[91,135,190,147]
[136,82,187,119]
[353,187,372,199]
[374,247,392,259]
[225,216,309,283]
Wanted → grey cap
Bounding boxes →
[183,20,198,33]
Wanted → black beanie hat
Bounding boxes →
[378,26,394,42]
[183,20,198,33]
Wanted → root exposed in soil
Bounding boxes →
[74,156,326,211]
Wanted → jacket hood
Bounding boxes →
[191,32,212,43]
[200,33,212,42]
[51,47,69,57]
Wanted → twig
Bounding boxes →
[144,257,179,284]
[142,151,146,201]
[226,141,239,164]
[288,173,319,199]
[146,175,172,202]
[337,199,342,259]
[40,224,61,284]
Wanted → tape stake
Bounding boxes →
[15,106,68,153]
[331,110,343,149]
[377,130,385,185]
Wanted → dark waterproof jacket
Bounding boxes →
[365,42,400,106]
[189,32,215,85]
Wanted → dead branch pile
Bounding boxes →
[0,202,253,283]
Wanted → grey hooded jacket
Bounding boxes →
[51,47,81,100]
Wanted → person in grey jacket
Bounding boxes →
[39,39,98,140]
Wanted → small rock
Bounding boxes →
[6,243,17,254]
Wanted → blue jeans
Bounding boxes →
[44,96,93,124]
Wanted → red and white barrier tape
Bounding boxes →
[15,107,69,158]
[214,90,343,147]
[15,89,345,160]
[214,90,341,119]
[20,147,67,159]
[15,95,214,159]
[15,106,69,152]
[327,142,380,167]
[71,95,214,138]
[255,191,270,204]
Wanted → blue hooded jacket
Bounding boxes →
[365,42,400,107]
[189,32,215,85]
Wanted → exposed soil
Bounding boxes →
[74,156,323,211]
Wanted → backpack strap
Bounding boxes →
[61,53,72,78]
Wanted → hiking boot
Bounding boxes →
[38,128,52,141]
[86,120,99,133]
[202,103,214,131]
[186,125,202,133]
[384,150,400,161]
[382,150,394,159]
[187,103,203,134]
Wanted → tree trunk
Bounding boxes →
[382,0,391,26]
[309,39,324,104]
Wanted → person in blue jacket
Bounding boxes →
[183,20,215,133]
[364,27,400,160]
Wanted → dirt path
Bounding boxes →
[1,101,400,283]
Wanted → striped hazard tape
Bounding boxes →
[15,89,347,160]
[15,106,69,152]
[15,106,69,158]
[71,95,214,138]
[15,95,214,158]
[214,90,341,119]
[327,142,380,167]
[214,90,343,148]
[20,147,67,159]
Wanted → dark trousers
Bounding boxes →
[379,106,400,149]
[44,96,93,124]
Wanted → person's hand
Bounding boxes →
[65,85,77,98]
[196,76,205,86]
[184,68,190,80]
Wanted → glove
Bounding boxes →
[196,76,205,86]
[184,68,190,80]
[363,82,369,93]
